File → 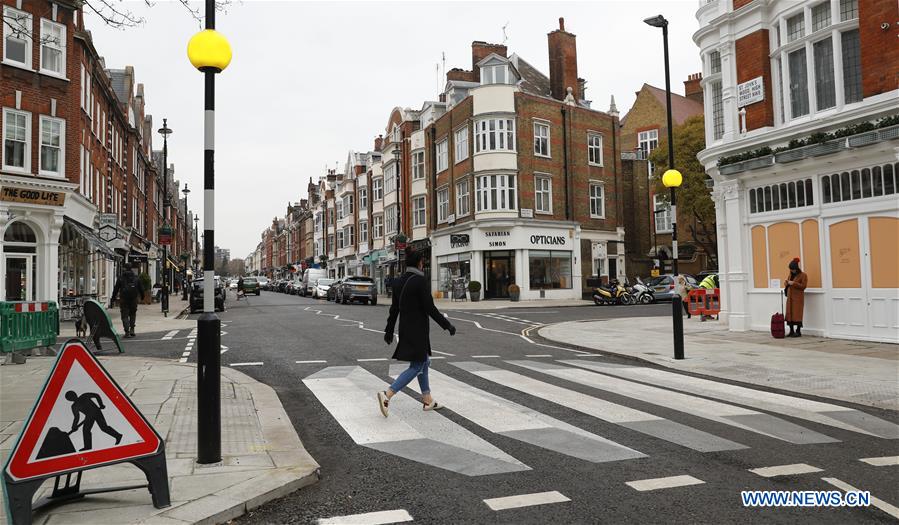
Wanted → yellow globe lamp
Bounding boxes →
[187,29,232,73]
[662,169,683,188]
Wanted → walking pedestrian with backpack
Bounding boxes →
[110,263,145,338]
[377,248,456,416]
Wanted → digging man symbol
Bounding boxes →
[66,390,123,451]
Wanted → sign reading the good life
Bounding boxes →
[737,76,765,107]
[0,186,66,206]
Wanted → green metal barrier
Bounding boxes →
[0,301,59,354]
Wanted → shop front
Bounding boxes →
[431,220,581,301]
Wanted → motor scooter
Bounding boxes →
[629,277,656,304]
[593,279,634,305]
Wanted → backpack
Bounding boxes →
[120,273,140,302]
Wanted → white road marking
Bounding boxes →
[483,491,570,511]
[472,355,500,358]
[821,477,899,519]
[525,354,553,358]
[358,358,389,362]
[515,361,835,444]
[317,509,413,525]
[430,356,446,360]
[296,360,328,364]
[432,350,455,356]
[749,463,823,478]
[229,362,263,367]
[161,330,178,340]
[181,351,191,357]
[626,475,705,492]
[178,357,187,363]
[859,456,899,467]
[220,348,228,354]
[564,360,899,439]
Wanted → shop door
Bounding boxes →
[484,251,514,299]
[826,215,899,342]
[4,256,34,301]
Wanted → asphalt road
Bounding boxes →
[120,291,899,524]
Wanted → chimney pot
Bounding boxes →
[559,17,565,31]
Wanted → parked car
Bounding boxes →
[242,277,260,296]
[312,278,334,299]
[327,279,344,301]
[276,279,289,293]
[228,280,238,290]
[301,268,328,297]
[336,276,377,305]
[256,276,270,290]
[190,277,226,313]
[647,274,699,301]
[287,278,303,295]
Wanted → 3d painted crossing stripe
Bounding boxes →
[303,366,529,476]
[317,509,413,524]
[748,463,823,477]
[161,330,178,340]
[512,361,836,445]
[562,360,899,439]
[483,491,570,511]
[296,360,328,364]
[389,365,646,464]
[626,475,705,492]
[822,477,899,519]
[859,456,899,467]
[229,362,263,367]
[451,362,745,452]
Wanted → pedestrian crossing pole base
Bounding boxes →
[3,448,170,525]
[196,313,221,464]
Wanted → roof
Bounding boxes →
[622,84,704,126]
[107,69,130,105]
[509,54,550,97]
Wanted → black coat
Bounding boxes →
[385,270,452,362]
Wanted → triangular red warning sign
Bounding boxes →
[4,339,163,482]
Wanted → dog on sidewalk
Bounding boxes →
[75,315,88,339]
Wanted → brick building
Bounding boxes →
[1,0,195,304]
[696,0,898,342]
[618,79,709,277]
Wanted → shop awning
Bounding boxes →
[63,217,119,260]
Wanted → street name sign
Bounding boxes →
[737,76,765,107]
[3,339,169,524]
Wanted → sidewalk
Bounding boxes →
[59,298,195,338]
[0,356,320,524]
[540,317,899,411]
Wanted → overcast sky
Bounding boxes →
[86,1,702,258]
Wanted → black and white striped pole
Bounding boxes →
[188,0,231,465]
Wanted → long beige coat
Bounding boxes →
[785,271,808,323]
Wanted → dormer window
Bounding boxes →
[478,55,517,86]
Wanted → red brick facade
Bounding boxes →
[859,0,899,98]
[734,29,774,131]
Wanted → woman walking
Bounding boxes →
[784,258,808,337]
[378,248,456,416]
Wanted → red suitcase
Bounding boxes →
[771,312,785,339]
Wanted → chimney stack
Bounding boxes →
[471,41,508,80]
[684,73,704,104]
[547,17,580,102]
[374,134,383,151]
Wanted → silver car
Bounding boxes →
[336,276,377,305]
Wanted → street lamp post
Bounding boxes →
[158,120,172,317]
[645,13,685,360]
[182,183,191,300]
[188,1,232,464]
[194,216,200,272]
[393,146,404,271]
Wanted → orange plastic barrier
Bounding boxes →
[687,289,706,316]
[704,288,721,317]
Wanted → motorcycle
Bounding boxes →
[629,277,656,304]
[593,279,635,305]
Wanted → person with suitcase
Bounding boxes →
[784,258,808,337]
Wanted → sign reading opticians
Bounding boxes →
[530,234,567,246]
[0,186,66,206]
[737,76,765,108]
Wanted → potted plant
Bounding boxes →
[139,273,153,304]
[468,280,481,302]
[508,283,520,302]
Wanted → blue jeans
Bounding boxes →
[388,359,431,395]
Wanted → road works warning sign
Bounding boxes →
[4,340,162,482]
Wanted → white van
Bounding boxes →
[301,268,328,297]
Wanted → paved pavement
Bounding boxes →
[0,353,319,524]
[116,291,899,524]
[540,316,899,411]
[58,297,195,339]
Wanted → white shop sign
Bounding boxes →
[435,226,574,254]
[737,77,765,107]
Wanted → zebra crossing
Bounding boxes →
[302,358,899,478]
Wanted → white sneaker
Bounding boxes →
[377,391,390,417]
[423,400,442,411]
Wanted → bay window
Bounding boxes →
[372,177,383,200]
[359,220,368,244]
[384,164,396,193]
[788,48,809,118]
[841,29,862,104]
[475,174,516,212]
[412,150,425,179]
[358,187,368,211]
[373,214,384,238]
[475,118,516,153]
[385,206,397,234]
[813,37,835,111]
